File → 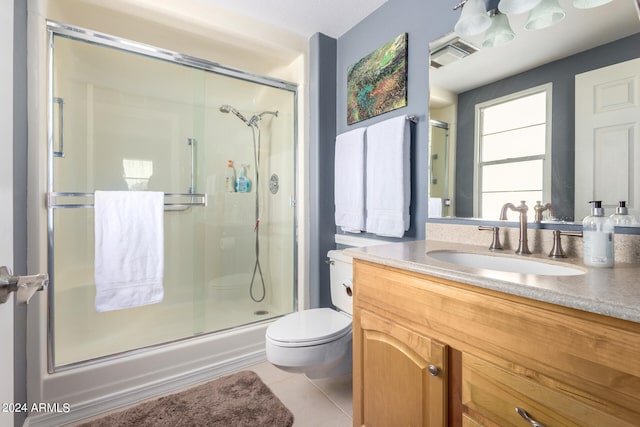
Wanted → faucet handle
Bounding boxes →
[534,201,553,223]
[478,226,503,251]
[548,230,583,258]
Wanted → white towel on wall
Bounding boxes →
[366,116,411,237]
[334,127,367,233]
[94,191,165,312]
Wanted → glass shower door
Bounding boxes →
[48,28,296,369]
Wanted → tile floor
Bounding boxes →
[246,361,353,427]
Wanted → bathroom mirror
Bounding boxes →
[428,0,640,222]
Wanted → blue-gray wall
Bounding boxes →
[335,0,459,242]
[455,33,640,221]
[307,0,459,308]
[307,0,460,308]
[309,33,338,309]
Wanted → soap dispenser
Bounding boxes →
[582,201,614,268]
[610,201,635,225]
[235,164,251,193]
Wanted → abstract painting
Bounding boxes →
[347,33,408,125]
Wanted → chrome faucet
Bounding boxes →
[499,201,531,255]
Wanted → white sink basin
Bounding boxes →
[427,251,585,276]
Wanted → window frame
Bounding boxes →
[473,83,553,218]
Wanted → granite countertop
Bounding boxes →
[345,240,640,324]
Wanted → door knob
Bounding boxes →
[0,266,48,304]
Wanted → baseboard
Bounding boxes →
[23,350,266,427]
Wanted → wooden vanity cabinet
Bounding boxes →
[352,259,640,427]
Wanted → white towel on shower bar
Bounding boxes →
[94,191,164,312]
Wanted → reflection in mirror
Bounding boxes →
[429,120,453,217]
[475,85,550,218]
[428,0,640,223]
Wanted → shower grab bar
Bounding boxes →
[46,192,207,209]
[188,138,196,194]
[53,97,64,157]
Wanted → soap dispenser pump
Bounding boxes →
[582,200,614,268]
[610,201,635,225]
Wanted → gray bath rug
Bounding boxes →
[78,370,294,427]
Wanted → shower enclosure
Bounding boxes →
[47,22,297,369]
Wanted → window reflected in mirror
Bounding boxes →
[476,85,551,218]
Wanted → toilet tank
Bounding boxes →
[328,250,353,315]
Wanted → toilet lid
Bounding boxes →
[266,308,351,347]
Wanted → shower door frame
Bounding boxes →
[46,21,299,373]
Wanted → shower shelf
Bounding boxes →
[47,192,208,209]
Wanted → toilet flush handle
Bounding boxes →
[342,280,353,296]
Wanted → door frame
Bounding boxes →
[0,0,16,425]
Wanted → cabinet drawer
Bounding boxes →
[462,352,634,427]
[462,413,485,427]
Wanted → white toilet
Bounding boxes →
[265,249,353,378]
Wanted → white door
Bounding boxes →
[575,58,640,220]
[0,0,15,426]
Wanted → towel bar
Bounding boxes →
[46,192,208,209]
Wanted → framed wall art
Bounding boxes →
[347,33,408,125]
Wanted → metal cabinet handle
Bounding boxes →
[428,365,439,376]
[515,407,546,427]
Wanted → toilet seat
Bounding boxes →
[266,308,351,347]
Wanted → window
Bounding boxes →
[123,158,154,190]
[475,84,551,219]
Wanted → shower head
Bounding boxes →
[220,104,279,127]
[219,104,251,126]
[248,110,280,126]
[258,110,279,119]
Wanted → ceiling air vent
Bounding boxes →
[430,37,478,68]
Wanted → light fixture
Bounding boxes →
[452,0,576,50]
[482,12,515,47]
[455,0,492,36]
[525,0,566,30]
[573,0,612,8]
[498,0,542,15]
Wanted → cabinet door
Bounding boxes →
[354,308,447,427]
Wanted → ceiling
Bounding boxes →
[199,0,388,39]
